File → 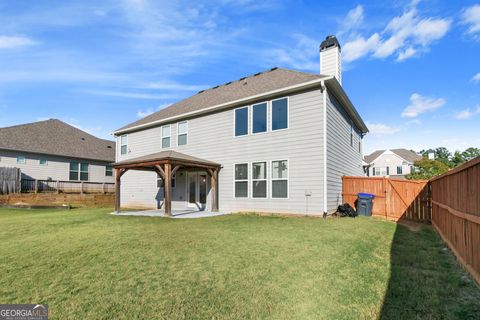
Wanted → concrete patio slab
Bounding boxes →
[111,209,230,219]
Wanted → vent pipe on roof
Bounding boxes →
[320,35,342,85]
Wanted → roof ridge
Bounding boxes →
[0,118,56,131]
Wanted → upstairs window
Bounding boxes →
[39,159,48,166]
[271,98,288,131]
[106,165,113,177]
[252,162,267,198]
[271,160,288,198]
[177,121,188,146]
[350,122,354,147]
[235,107,248,136]
[16,156,26,164]
[69,162,79,180]
[120,135,128,155]
[234,163,248,197]
[162,125,171,148]
[252,102,267,134]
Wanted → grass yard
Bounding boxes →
[0,208,479,319]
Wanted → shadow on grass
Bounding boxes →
[379,221,480,319]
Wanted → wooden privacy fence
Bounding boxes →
[430,157,480,284]
[0,167,21,194]
[21,179,115,194]
[342,176,430,222]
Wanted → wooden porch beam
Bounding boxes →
[155,165,165,179]
[171,165,182,176]
[210,167,219,212]
[164,163,172,216]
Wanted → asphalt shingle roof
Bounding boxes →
[364,149,422,164]
[117,67,327,132]
[113,150,220,167]
[0,119,115,162]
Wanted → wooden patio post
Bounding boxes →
[115,168,125,213]
[208,167,219,212]
[164,163,172,216]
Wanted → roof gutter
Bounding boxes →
[113,77,332,135]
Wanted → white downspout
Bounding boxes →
[321,81,328,215]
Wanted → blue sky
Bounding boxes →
[0,0,479,154]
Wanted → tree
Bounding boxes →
[406,158,449,180]
[434,147,452,166]
[450,151,466,168]
[462,147,480,161]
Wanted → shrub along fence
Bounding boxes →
[342,176,430,222]
[430,157,480,284]
[0,167,21,194]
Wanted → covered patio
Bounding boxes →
[112,150,221,216]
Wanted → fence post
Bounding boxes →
[102,183,106,194]
[34,179,38,194]
[81,182,84,195]
[383,178,388,220]
[56,181,60,194]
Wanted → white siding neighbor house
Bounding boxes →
[0,119,115,184]
[364,149,422,179]
[113,35,368,216]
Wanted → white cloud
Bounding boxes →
[365,122,401,135]
[401,93,446,118]
[265,33,319,71]
[0,35,36,49]
[473,73,480,82]
[461,4,480,37]
[342,34,380,62]
[142,81,206,91]
[338,5,364,37]
[342,3,451,62]
[136,103,171,118]
[454,106,480,120]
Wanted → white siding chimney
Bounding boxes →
[320,35,342,84]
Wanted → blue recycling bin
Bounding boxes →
[356,193,375,216]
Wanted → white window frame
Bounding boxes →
[79,163,89,181]
[251,161,268,198]
[233,163,249,198]
[161,125,171,148]
[271,159,289,199]
[350,122,354,147]
[397,166,403,175]
[16,155,26,164]
[270,96,289,132]
[234,106,249,137]
[120,135,128,155]
[251,101,268,135]
[177,121,188,146]
[39,159,48,166]
[105,164,113,177]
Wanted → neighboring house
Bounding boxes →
[113,35,369,215]
[364,149,422,179]
[0,119,115,183]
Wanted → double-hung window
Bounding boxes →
[120,135,128,155]
[252,162,267,198]
[162,125,171,148]
[106,165,113,177]
[70,162,89,181]
[271,98,288,131]
[177,121,188,146]
[39,159,48,166]
[234,163,248,197]
[397,166,403,175]
[271,160,288,198]
[235,107,248,136]
[17,156,26,164]
[252,102,267,134]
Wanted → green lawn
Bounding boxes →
[0,208,479,319]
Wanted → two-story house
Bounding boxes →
[0,119,115,183]
[364,149,422,179]
[113,35,369,216]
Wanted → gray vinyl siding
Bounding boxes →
[326,91,363,211]
[117,88,326,214]
[0,150,114,183]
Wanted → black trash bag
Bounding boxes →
[335,203,357,218]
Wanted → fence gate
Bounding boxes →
[342,176,430,222]
[0,167,21,194]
